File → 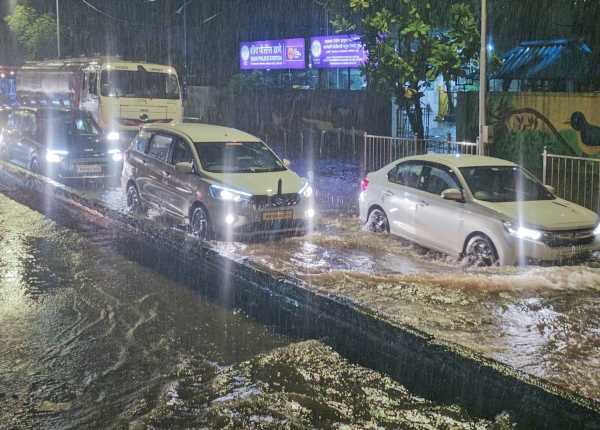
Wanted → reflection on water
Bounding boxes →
[0,192,504,428]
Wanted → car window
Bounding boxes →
[423,165,460,195]
[171,138,193,165]
[388,162,423,189]
[133,132,150,153]
[147,134,172,162]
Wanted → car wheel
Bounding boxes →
[190,205,212,240]
[126,183,145,214]
[465,234,499,267]
[366,208,389,233]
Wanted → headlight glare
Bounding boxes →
[594,224,600,236]
[46,149,68,163]
[300,181,313,198]
[209,184,251,202]
[504,222,542,241]
[108,149,123,162]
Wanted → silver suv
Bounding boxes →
[122,122,315,239]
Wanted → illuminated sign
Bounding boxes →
[240,38,305,70]
[310,34,367,68]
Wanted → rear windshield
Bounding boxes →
[194,141,286,173]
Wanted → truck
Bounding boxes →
[16,57,184,142]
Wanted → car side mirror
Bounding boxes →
[175,161,194,174]
[282,158,291,168]
[544,185,555,194]
[441,188,463,202]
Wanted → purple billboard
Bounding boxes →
[240,38,305,70]
[310,34,367,68]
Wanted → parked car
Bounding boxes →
[0,107,123,181]
[359,154,600,266]
[122,122,315,239]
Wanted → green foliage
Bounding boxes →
[321,0,479,137]
[5,5,57,60]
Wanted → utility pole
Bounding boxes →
[478,0,487,155]
[56,0,61,58]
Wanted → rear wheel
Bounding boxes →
[190,205,212,240]
[366,208,389,233]
[465,234,499,267]
[126,183,145,214]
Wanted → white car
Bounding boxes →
[359,154,600,266]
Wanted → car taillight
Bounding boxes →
[360,177,369,191]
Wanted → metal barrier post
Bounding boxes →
[362,132,368,175]
[542,147,547,185]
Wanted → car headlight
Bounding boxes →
[46,149,68,163]
[108,148,123,162]
[504,221,542,241]
[107,131,120,142]
[299,181,313,198]
[594,224,600,236]
[208,184,252,202]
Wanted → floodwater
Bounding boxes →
[82,180,600,402]
[0,190,504,429]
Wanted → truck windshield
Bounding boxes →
[460,166,555,202]
[100,70,180,100]
[194,141,287,173]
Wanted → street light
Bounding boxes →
[56,0,61,58]
[478,0,487,155]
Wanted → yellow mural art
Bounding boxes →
[497,92,600,155]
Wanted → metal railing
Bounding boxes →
[543,148,600,212]
[363,133,479,173]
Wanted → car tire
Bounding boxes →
[366,208,389,234]
[190,205,213,240]
[126,183,145,214]
[464,234,499,267]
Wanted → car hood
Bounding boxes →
[206,169,304,196]
[476,198,599,230]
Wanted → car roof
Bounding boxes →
[400,154,517,169]
[141,122,261,143]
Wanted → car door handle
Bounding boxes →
[161,170,171,178]
[383,190,394,197]
[419,200,430,207]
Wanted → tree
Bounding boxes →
[5,4,57,60]
[321,0,479,137]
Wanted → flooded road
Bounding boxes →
[0,190,501,429]
[77,181,600,403]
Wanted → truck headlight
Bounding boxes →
[300,181,313,198]
[108,149,123,162]
[46,149,68,163]
[504,221,542,241]
[208,184,252,202]
[107,131,120,142]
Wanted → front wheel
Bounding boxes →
[464,234,499,267]
[126,183,145,214]
[366,208,389,233]
[190,205,213,240]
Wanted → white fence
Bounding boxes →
[362,134,480,173]
[543,149,600,212]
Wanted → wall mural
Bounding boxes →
[491,93,600,156]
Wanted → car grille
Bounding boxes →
[542,229,595,248]
[235,219,306,235]
[251,193,300,210]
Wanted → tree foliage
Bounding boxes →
[321,0,479,137]
[5,4,57,60]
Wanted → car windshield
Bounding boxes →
[100,70,180,99]
[42,111,101,139]
[194,141,286,173]
[460,166,555,202]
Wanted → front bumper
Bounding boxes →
[48,158,123,180]
[501,235,600,265]
[207,197,315,237]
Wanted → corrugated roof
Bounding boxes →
[493,39,592,81]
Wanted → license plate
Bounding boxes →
[262,210,293,221]
[77,164,102,174]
